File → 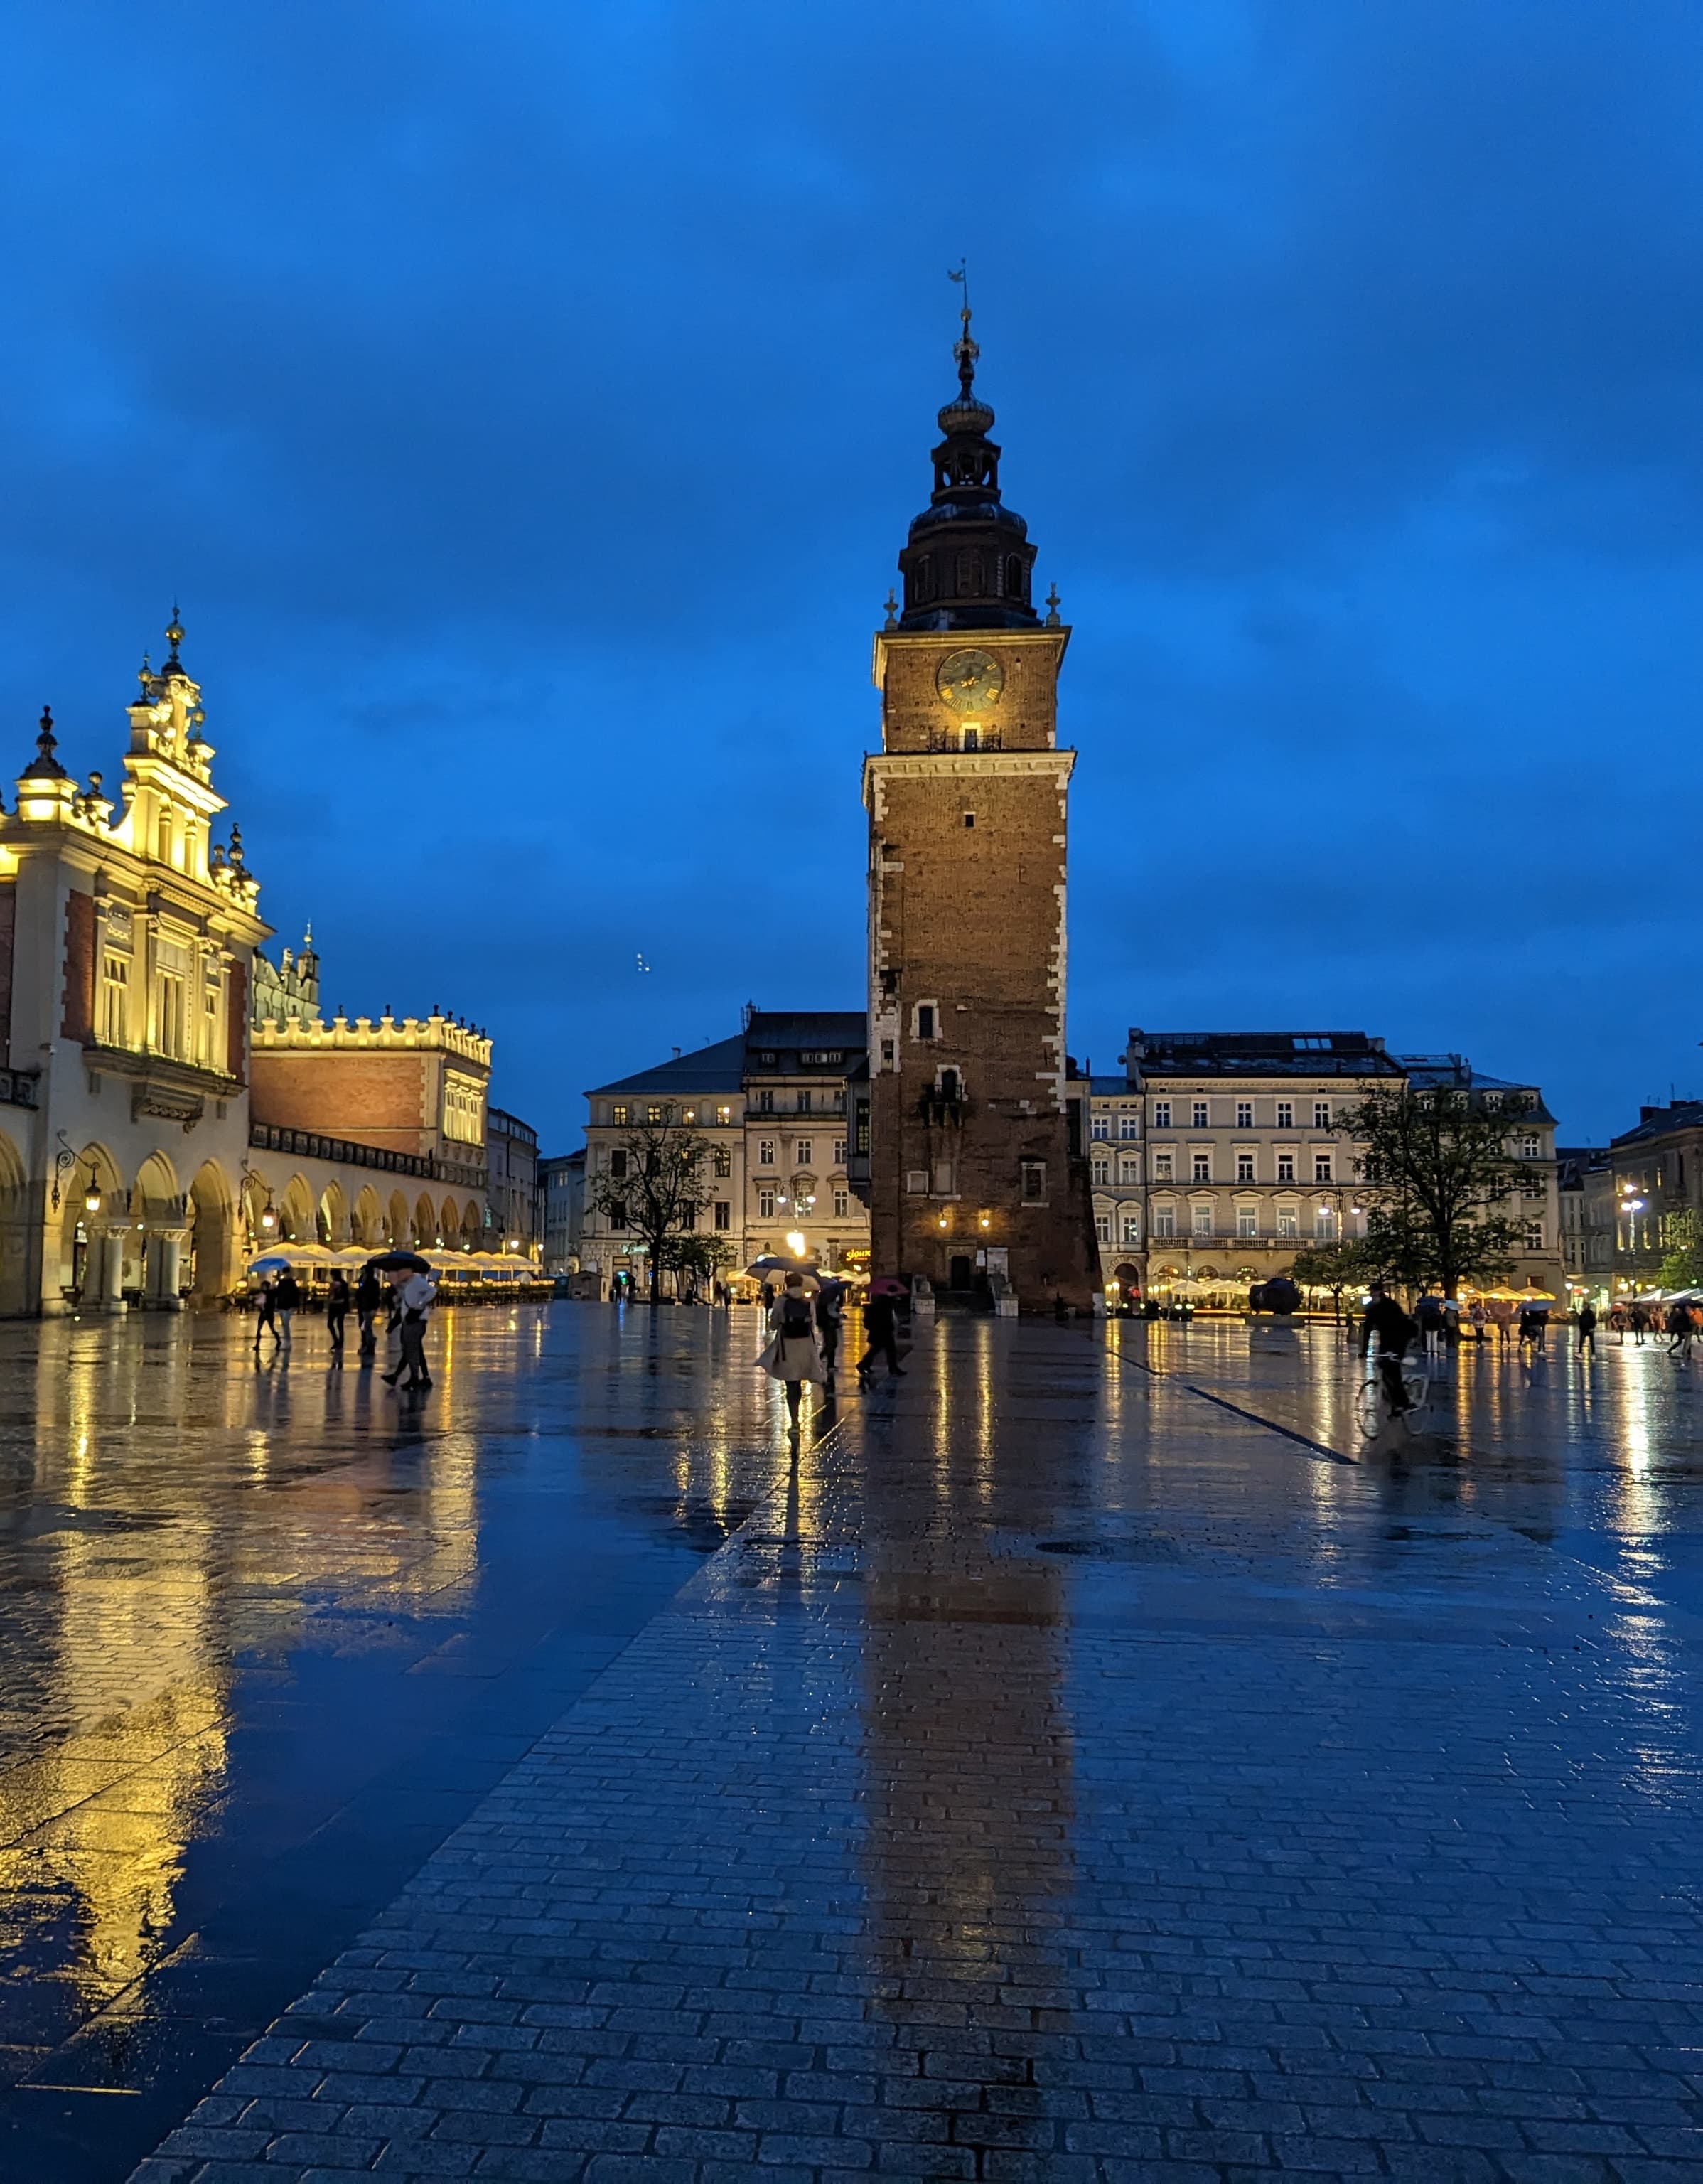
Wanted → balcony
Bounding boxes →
[923,728,1003,753]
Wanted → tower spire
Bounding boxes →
[949,259,978,400]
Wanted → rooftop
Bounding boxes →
[1127,1031,1404,1081]
[1608,1100,1703,1151]
[743,1011,866,1068]
[586,1033,748,1101]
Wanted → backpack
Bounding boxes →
[779,1293,814,1338]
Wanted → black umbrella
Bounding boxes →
[366,1251,434,1274]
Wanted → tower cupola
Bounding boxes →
[896,301,1038,632]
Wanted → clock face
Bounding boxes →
[936,646,1005,714]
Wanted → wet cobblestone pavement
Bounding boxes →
[1,1310,1699,2180]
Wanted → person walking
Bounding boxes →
[815,1279,844,1391]
[252,1277,279,1354]
[758,1270,824,1428]
[1467,1300,1487,1345]
[1417,1294,1444,1359]
[1576,1302,1596,1356]
[382,1267,437,1391]
[856,1285,906,1388]
[326,1272,350,1364]
[1358,1280,1419,1420]
[355,1263,383,1362]
[274,1268,302,1351]
[1667,1300,1692,1362]
[1631,1302,1648,1346]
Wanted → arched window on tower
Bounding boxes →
[1006,557,1026,603]
[957,549,983,596]
[913,557,933,606]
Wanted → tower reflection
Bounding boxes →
[859,1321,1082,2031]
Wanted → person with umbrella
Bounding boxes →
[274,1266,303,1351]
[252,1275,279,1355]
[815,1277,846,1392]
[758,1269,825,1428]
[374,1252,437,1391]
[856,1278,907,1388]
[326,1271,350,1364]
[355,1261,384,1362]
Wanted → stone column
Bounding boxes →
[92,1228,127,1310]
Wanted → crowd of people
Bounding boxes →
[249,1262,439,1389]
[755,1273,905,1428]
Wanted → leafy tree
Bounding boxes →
[1338,1083,1532,1300]
[586,1106,714,1305]
[667,1231,738,1300]
[1658,1209,1703,1292]
[1289,1238,1377,1322]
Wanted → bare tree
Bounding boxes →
[586,1106,714,1305]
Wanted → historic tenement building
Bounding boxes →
[861,308,1097,1307]
[0,614,534,1311]
[578,1011,870,1297]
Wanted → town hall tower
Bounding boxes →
[863,308,1097,1306]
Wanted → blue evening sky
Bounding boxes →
[4,2,1699,1150]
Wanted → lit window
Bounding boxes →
[713,1149,731,1178]
[156,971,185,1059]
[1236,1102,1253,1128]
[716,1104,732,1125]
[613,1104,629,1125]
[444,1073,484,1144]
[1122,1214,1140,1243]
[1236,1153,1255,1182]
[100,955,129,1047]
[647,1104,663,1124]
[1154,1153,1173,1182]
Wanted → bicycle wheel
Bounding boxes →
[1353,1376,1382,1439]
[1400,1361,1431,1430]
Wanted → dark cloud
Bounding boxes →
[0,0,1696,1142]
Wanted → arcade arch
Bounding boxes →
[55,1142,125,1307]
[188,1160,239,1300]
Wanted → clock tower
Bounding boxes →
[863,306,1097,1308]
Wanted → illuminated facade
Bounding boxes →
[861,308,1097,1307]
[0,614,534,1309]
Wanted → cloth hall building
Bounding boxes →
[0,614,534,1314]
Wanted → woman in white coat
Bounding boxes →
[758,1270,826,1427]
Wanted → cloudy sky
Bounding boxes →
[4,1,1699,1148]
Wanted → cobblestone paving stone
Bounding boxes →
[128,1319,1703,2183]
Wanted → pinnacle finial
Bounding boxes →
[164,604,183,663]
[948,259,977,398]
[883,588,898,631]
[1044,584,1062,628]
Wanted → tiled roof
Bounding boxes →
[1133,1031,1402,1081]
[586,1033,747,1099]
[744,1011,866,1057]
[1608,1101,1703,1150]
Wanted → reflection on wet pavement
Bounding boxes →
[0,1306,804,2178]
[121,1311,1703,2183]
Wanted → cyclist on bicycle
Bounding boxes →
[1359,1281,1420,1417]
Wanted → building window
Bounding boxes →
[1092,1157,1110,1184]
[441,1073,485,1143]
[611,1149,629,1180]
[797,1089,812,1114]
[832,1189,849,1217]
[1314,1101,1331,1128]
[713,1148,731,1178]
[682,1108,697,1125]
[679,1205,697,1231]
[1122,1214,1140,1243]
[608,1201,627,1231]
[758,1188,775,1219]
[757,1088,774,1113]
[1235,1152,1255,1182]
[1192,1154,1210,1182]
[714,1201,731,1231]
[795,1140,813,1167]
[1152,1101,1171,1128]
[1276,1101,1293,1128]
[758,1140,775,1167]
[1314,1206,1336,1239]
[1095,1214,1112,1244]
[156,972,185,1059]
[1154,1206,1175,1238]
[1520,1133,1540,1157]
[1237,1206,1258,1238]
[1277,1207,1299,1240]
[1314,1154,1333,1182]
[1118,1113,1139,1140]
[1236,1102,1253,1129]
[100,955,129,1047]
[915,1002,938,1040]
[716,1103,732,1125]
[1154,1152,1173,1181]
[1191,1201,1213,1238]
[1119,1157,1139,1184]
[1091,1116,1110,1140]
[1277,1152,1295,1182]
[612,1103,629,1125]
[1021,1160,1046,1203]
[1525,1221,1544,1249]
[1192,1101,1209,1128]
[833,1139,847,1165]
